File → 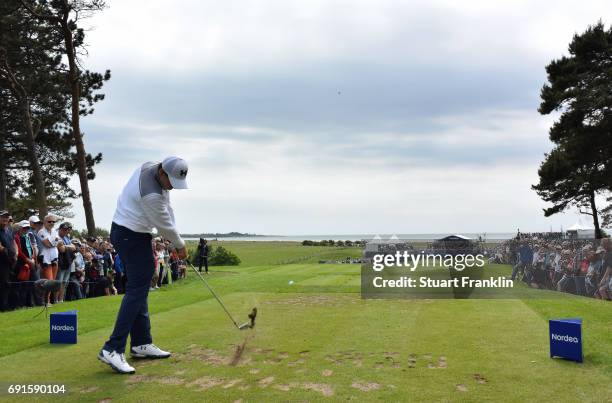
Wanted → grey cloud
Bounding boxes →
[83,60,546,172]
[94,60,543,135]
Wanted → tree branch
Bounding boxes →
[19,0,60,22]
[0,48,27,100]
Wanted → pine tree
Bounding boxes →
[533,21,612,239]
[0,1,104,220]
[20,0,110,233]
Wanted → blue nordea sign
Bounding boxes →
[50,310,78,344]
[549,318,582,363]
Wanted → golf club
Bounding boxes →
[188,263,256,330]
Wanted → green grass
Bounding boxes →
[0,242,610,402]
[187,240,363,266]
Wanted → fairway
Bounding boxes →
[0,242,610,402]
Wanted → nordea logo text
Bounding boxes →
[51,325,75,331]
[551,333,579,343]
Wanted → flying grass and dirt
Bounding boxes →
[0,241,610,402]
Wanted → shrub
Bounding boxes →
[208,246,241,266]
[187,244,241,266]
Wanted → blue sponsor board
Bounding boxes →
[549,318,582,363]
[50,310,78,344]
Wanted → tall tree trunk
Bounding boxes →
[61,16,96,235]
[0,135,6,210]
[21,100,48,217]
[589,190,601,239]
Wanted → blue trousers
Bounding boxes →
[103,223,154,353]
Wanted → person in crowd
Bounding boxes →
[27,216,44,306]
[543,245,555,288]
[151,239,161,291]
[86,237,100,255]
[197,238,209,274]
[78,248,89,295]
[169,246,179,281]
[552,245,564,288]
[100,241,115,288]
[178,259,187,279]
[56,222,77,303]
[85,251,114,297]
[512,241,531,281]
[156,240,166,287]
[557,249,575,293]
[599,267,612,300]
[573,244,590,296]
[160,240,171,286]
[0,210,17,311]
[83,250,97,297]
[14,220,36,307]
[585,247,604,297]
[38,214,60,307]
[526,244,540,287]
[107,269,118,296]
[533,245,548,288]
[113,252,126,294]
[68,240,85,300]
[598,238,612,300]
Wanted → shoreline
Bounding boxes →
[183,233,516,243]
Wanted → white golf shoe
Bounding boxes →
[98,349,135,374]
[130,343,171,359]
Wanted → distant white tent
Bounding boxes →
[566,222,593,231]
[389,234,399,242]
[566,220,595,239]
[365,234,383,252]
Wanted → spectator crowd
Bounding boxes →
[488,233,612,300]
[0,209,187,312]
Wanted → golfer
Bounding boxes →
[98,157,189,374]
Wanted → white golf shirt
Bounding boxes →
[38,227,59,264]
[112,162,185,249]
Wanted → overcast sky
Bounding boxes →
[67,0,610,235]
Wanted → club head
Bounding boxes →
[248,307,257,328]
[237,307,258,330]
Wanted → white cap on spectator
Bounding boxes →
[17,220,30,228]
[28,215,42,223]
[161,156,188,189]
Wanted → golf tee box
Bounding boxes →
[50,310,78,344]
[549,318,582,363]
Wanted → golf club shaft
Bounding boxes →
[188,263,240,329]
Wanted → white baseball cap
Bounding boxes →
[17,220,31,228]
[161,156,189,189]
[28,215,42,223]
